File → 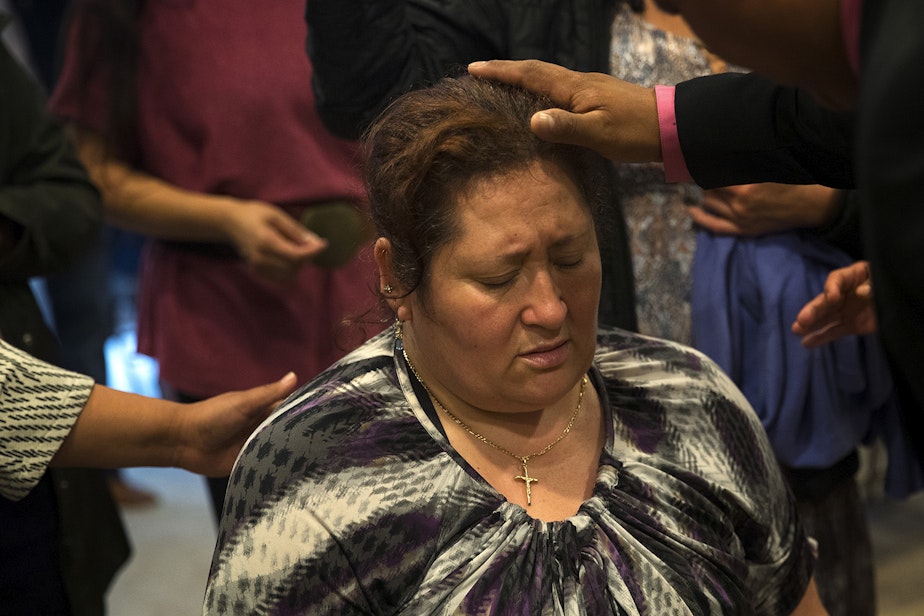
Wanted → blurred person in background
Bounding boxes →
[50,0,384,522]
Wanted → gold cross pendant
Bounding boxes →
[515,458,538,506]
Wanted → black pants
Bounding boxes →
[783,452,875,616]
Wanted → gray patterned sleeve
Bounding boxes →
[697,350,815,615]
[597,330,814,614]
[0,339,94,501]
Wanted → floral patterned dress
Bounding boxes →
[608,6,723,344]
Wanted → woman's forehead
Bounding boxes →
[446,167,592,250]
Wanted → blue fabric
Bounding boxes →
[691,230,921,497]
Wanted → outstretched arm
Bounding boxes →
[468,59,662,163]
[51,372,298,477]
[2,339,298,500]
[468,60,855,189]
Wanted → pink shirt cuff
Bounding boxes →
[655,85,693,183]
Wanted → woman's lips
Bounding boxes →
[519,340,570,369]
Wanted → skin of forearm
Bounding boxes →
[69,126,240,244]
[50,384,184,470]
[794,184,842,228]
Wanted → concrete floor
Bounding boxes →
[867,491,924,615]
[106,468,216,616]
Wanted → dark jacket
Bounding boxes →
[0,19,129,616]
[671,0,924,471]
[305,0,638,331]
[306,0,620,139]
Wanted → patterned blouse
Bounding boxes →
[205,327,813,615]
[0,340,94,501]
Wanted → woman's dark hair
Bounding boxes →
[363,75,607,300]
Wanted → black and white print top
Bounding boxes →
[0,339,93,501]
[206,327,813,615]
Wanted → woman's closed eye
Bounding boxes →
[478,272,518,289]
[554,255,585,269]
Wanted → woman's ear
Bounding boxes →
[374,238,403,314]
[374,237,414,322]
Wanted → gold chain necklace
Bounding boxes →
[402,347,587,506]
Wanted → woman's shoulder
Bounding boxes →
[249,331,400,438]
[594,327,733,387]
[595,326,753,414]
[594,328,781,505]
[593,327,765,464]
[222,332,421,510]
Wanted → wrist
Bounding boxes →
[163,400,191,471]
[213,195,249,249]
[805,185,844,228]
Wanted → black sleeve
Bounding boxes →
[812,189,863,259]
[675,72,856,190]
[0,36,102,281]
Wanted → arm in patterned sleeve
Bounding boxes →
[0,339,94,501]
[687,346,823,615]
[0,26,296,501]
[204,357,387,615]
[595,330,821,614]
[1,338,298,501]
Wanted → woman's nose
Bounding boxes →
[521,271,567,328]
